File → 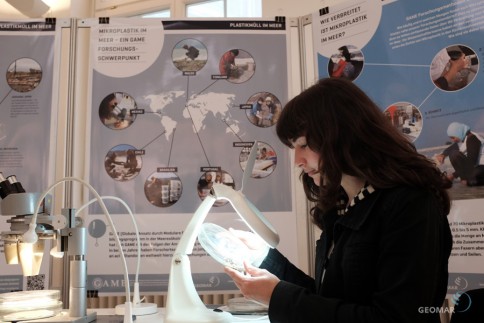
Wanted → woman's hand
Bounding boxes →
[228,228,270,266]
[224,262,279,306]
[441,54,468,84]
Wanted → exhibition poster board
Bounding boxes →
[311,0,484,293]
[0,19,63,292]
[83,18,297,294]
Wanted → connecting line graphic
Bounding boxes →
[144,110,163,116]
[184,103,210,166]
[0,89,13,107]
[167,128,176,167]
[192,79,220,99]
[184,75,211,167]
[221,118,244,142]
[140,130,167,150]
[182,71,232,167]
[418,87,438,110]
[364,63,430,67]
[365,62,438,110]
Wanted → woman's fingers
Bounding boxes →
[224,262,278,306]
[243,261,265,277]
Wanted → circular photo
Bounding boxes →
[430,44,478,92]
[6,58,42,92]
[384,102,423,142]
[328,45,364,81]
[239,141,277,178]
[219,49,255,84]
[144,171,183,207]
[197,170,235,207]
[88,219,107,239]
[245,92,282,128]
[172,38,208,72]
[104,144,142,181]
[99,92,137,130]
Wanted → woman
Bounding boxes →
[435,121,484,186]
[331,45,355,79]
[225,78,453,323]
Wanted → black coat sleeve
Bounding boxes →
[265,189,451,323]
[260,248,316,292]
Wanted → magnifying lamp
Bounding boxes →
[165,141,279,323]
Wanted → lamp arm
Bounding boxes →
[174,195,216,255]
[240,140,258,192]
[165,180,278,323]
[165,195,234,323]
[27,177,131,308]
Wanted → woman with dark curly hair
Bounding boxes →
[225,78,453,323]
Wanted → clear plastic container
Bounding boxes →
[0,290,62,321]
[197,222,251,271]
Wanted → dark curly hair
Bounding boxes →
[276,78,451,229]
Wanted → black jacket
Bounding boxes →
[260,186,452,323]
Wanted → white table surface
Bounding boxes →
[92,308,269,323]
[14,307,268,323]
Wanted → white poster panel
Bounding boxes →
[0,20,61,292]
[312,0,484,294]
[447,200,484,293]
[84,18,297,295]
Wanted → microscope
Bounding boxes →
[0,172,96,322]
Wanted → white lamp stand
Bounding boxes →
[165,189,278,323]
[165,140,278,323]
[165,195,232,323]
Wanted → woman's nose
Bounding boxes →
[294,149,305,168]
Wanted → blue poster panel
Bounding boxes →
[312,0,484,295]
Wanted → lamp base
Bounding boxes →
[165,307,232,323]
[114,302,158,316]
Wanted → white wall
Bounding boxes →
[263,0,324,18]
[0,0,91,19]
[0,0,327,19]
